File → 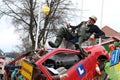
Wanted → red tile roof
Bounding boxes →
[101,26,120,44]
[102,26,120,39]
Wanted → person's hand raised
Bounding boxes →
[66,23,70,28]
[89,34,95,40]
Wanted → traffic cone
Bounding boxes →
[95,62,102,75]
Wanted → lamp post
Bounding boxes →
[35,2,41,50]
[35,4,50,50]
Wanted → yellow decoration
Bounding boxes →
[42,5,50,15]
[115,62,120,71]
[21,60,33,80]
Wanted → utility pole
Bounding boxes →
[100,0,104,28]
[80,0,84,21]
[99,0,104,45]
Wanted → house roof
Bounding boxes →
[101,26,120,44]
[102,26,120,39]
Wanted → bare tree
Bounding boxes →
[0,0,75,52]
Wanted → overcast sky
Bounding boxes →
[0,0,120,52]
[71,0,120,30]
[0,16,20,52]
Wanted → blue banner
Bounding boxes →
[110,48,120,66]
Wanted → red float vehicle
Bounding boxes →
[4,45,109,80]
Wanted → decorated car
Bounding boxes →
[4,44,109,80]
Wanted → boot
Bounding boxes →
[75,43,88,58]
[75,37,83,49]
[48,27,73,48]
[48,36,63,48]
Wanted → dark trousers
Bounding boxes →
[58,27,91,45]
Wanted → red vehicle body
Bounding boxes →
[4,45,109,80]
[35,45,109,80]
